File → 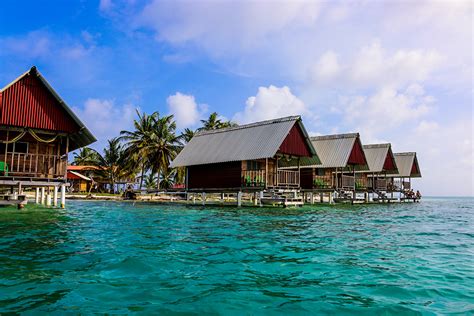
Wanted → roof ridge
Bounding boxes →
[195,115,300,137]
[394,152,416,156]
[310,132,359,141]
[363,143,391,149]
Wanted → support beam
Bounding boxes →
[202,192,206,206]
[237,191,242,207]
[35,187,40,204]
[60,185,66,208]
[46,191,52,207]
[41,187,46,205]
[53,186,58,207]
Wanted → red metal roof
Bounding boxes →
[0,71,79,132]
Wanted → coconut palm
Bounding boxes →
[147,114,183,189]
[120,110,157,189]
[72,147,99,165]
[93,138,126,194]
[198,112,237,131]
[144,173,158,190]
[182,128,195,143]
[159,169,176,190]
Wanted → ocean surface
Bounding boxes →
[0,198,473,315]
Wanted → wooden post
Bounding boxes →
[46,188,52,207]
[253,192,258,206]
[265,158,268,189]
[192,193,196,204]
[53,186,58,207]
[60,185,66,208]
[202,192,206,206]
[237,191,242,207]
[320,192,324,203]
[259,191,263,207]
[329,191,334,204]
[41,187,46,205]
[35,187,40,204]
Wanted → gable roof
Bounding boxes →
[293,133,368,170]
[170,116,318,168]
[362,143,398,173]
[387,152,421,178]
[0,66,96,150]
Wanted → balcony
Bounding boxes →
[341,175,355,190]
[242,169,300,188]
[313,175,332,189]
[0,152,67,179]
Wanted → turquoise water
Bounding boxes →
[0,198,473,315]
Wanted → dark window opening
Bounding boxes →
[14,142,29,154]
[246,161,261,170]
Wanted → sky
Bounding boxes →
[0,0,472,196]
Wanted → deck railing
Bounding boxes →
[341,175,355,189]
[277,170,299,187]
[403,181,411,190]
[375,178,387,190]
[242,169,266,187]
[313,175,332,188]
[0,152,67,178]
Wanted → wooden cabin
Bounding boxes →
[386,152,421,192]
[0,66,95,191]
[169,116,319,192]
[359,143,398,192]
[290,133,368,192]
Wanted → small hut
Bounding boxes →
[0,66,96,206]
[360,143,398,192]
[294,133,369,193]
[170,116,318,192]
[387,152,421,192]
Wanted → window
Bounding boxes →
[246,161,261,170]
[316,168,325,176]
[14,142,29,154]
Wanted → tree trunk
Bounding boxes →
[156,169,161,190]
[139,166,145,190]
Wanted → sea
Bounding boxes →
[0,197,473,315]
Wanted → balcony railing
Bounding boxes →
[355,176,368,190]
[341,175,355,189]
[277,170,299,187]
[242,169,266,187]
[375,179,387,190]
[0,152,67,178]
[313,175,332,189]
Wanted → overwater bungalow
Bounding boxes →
[291,133,368,198]
[0,66,95,207]
[169,116,319,203]
[386,152,421,194]
[359,143,398,193]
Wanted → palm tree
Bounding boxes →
[182,128,195,143]
[72,147,99,165]
[160,169,176,189]
[93,138,126,194]
[120,110,157,189]
[144,173,158,190]
[147,114,183,189]
[198,112,238,131]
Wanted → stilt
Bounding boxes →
[41,187,46,205]
[329,191,334,204]
[192,194,196,204]
[320,192,323,203]
[364,192,369,203]
[253,192,258,206]
[259,191,263,207]
[221,192,225,203]
[35,187,40,204]
[237,191,242,207]
[202,192,206,206]
[60,185,66,208]
[46,190,52,207]
[53,186,58,207]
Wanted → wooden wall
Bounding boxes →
[187,161,242,189]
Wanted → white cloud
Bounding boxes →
[312,50,341,82]
[337,84,433,142]
[166,92,207,130]
[73,98,135,150]
[233,85,309,124]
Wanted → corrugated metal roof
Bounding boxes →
[280,133,369,170]
[387,152,421,178]
[362,143,396,173]
[0,66,96,150]
[170,116,318,167]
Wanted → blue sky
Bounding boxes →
[0,1,472,196]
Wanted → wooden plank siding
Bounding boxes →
[187,161,242,189]
[278,123,312,157]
